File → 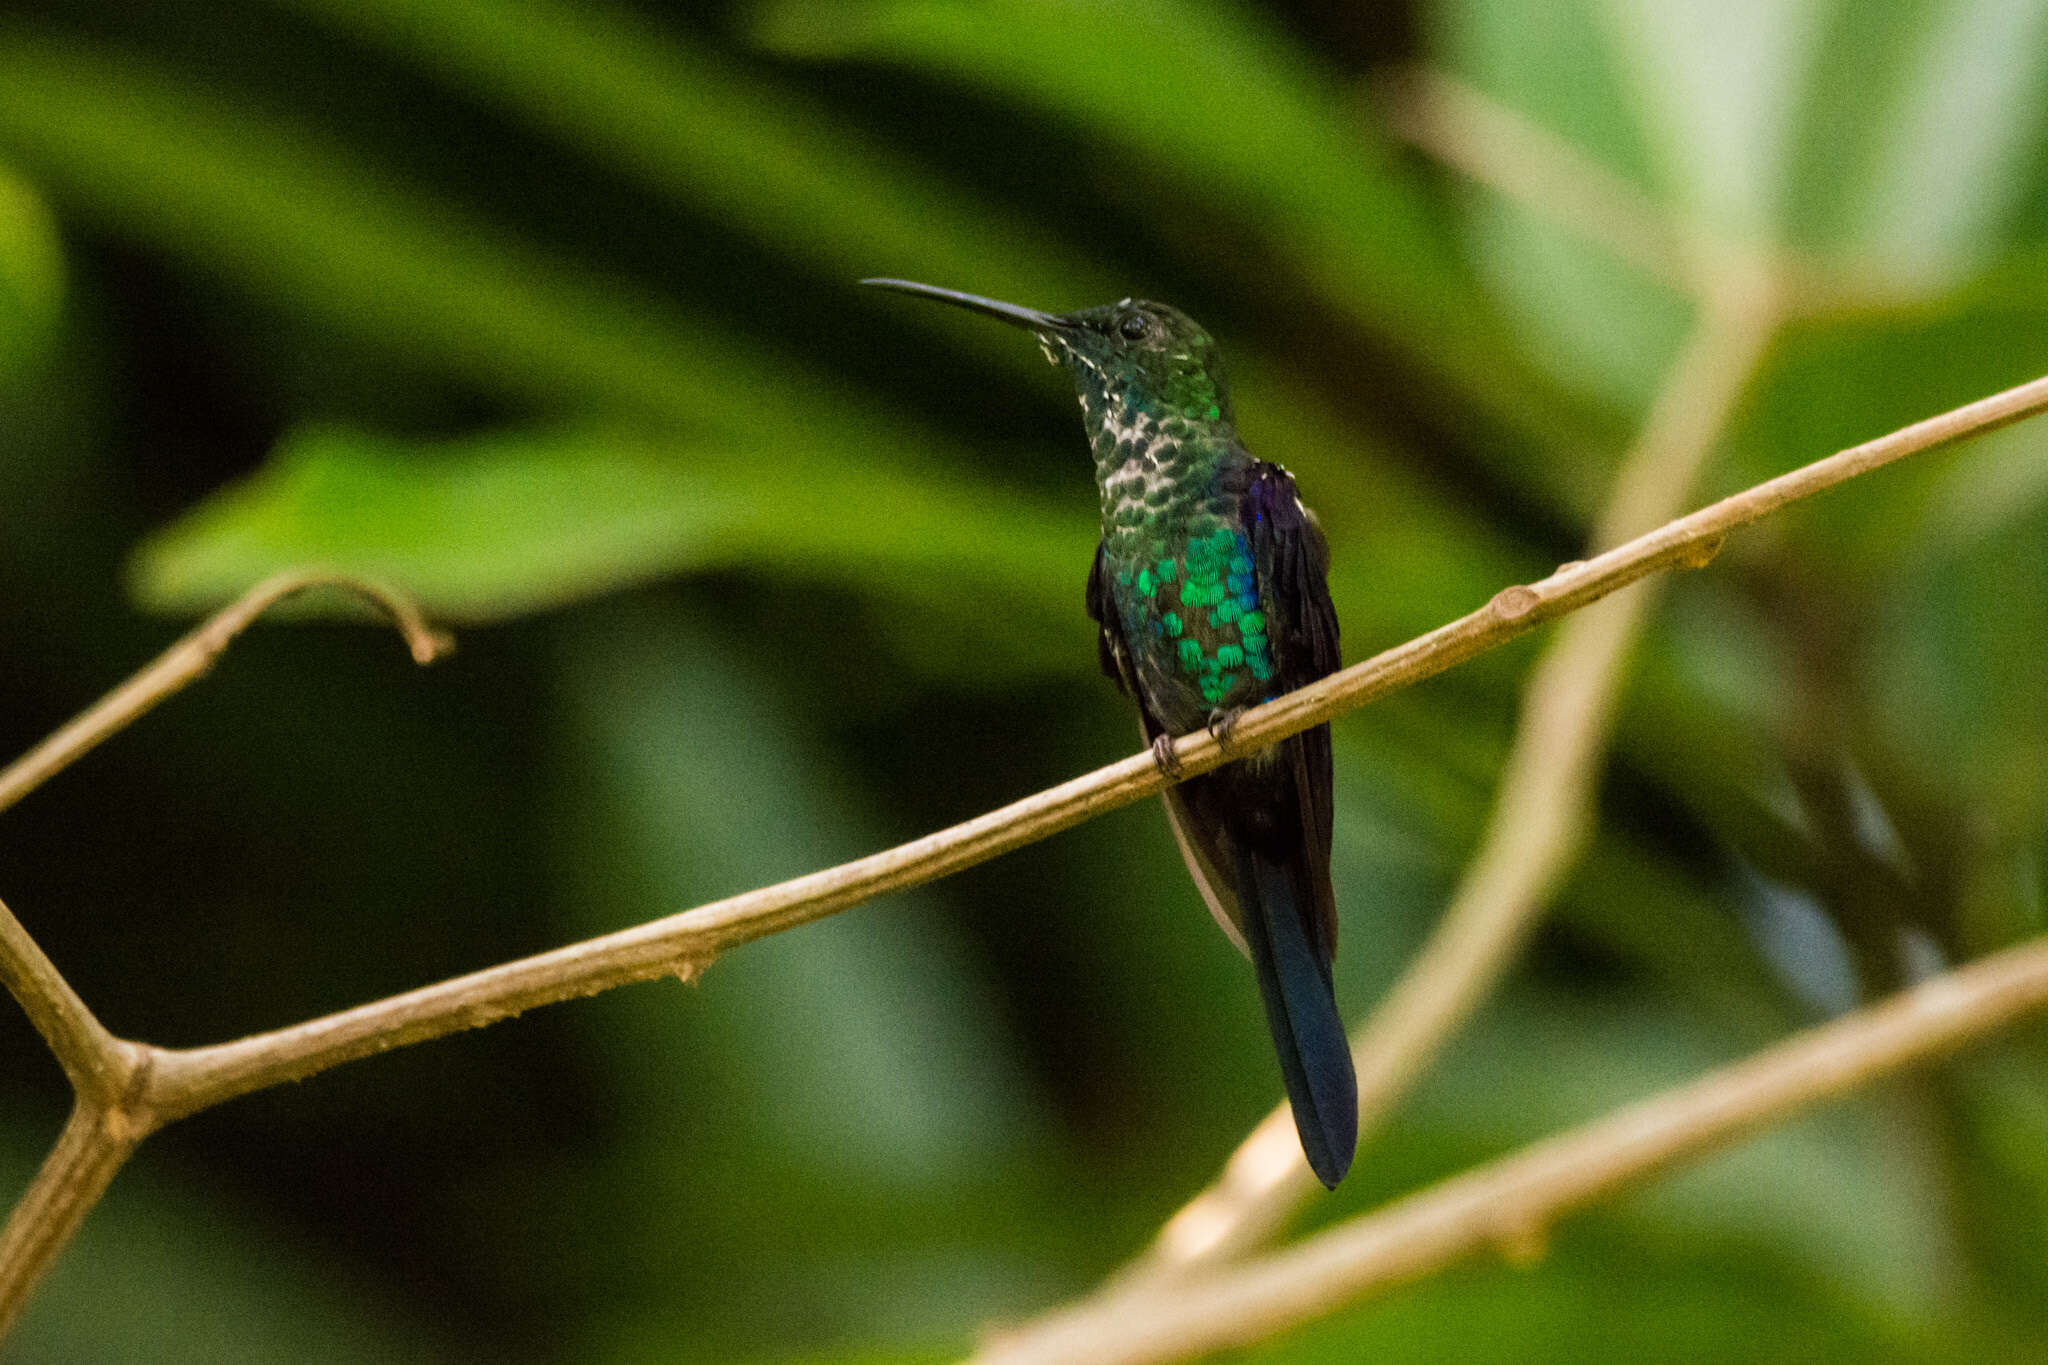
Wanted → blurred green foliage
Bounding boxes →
[1,0,2047,1361]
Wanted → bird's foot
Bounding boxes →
[1150,733,1184,781]
[1207,706,1245,753]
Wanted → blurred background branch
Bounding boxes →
[977,935,2048,1365]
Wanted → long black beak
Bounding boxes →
[861,278,1072,333]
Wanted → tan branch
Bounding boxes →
[0,895,135,1105]
[0,1101,148,1339]
[972,935,2048,1365]
[0,569,447,1333]
[1130,267,1779,1275]
[0,568,452,816]
[123,367,2048,1118]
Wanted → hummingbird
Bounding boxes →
[865,279,1357,1187]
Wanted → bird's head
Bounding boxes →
[863,279,1236,436]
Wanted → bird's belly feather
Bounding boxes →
[1104,524,1275,732]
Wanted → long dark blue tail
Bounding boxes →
[1238,848,1357,1188]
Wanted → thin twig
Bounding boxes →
[121,367,2048,1117]
[0,896,134,1105]
[1128,264,1780,1275]
[0,569,452,816]
[971,935,2048,1365]
[0,1102,148,1339]
[0,570,446,1335]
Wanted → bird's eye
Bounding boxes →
[1118,313,1149,340]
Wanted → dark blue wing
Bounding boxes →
[1241,462,1341,958]
[1241,462,1340,692]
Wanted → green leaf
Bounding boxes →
[546,604,1049,1350]
[0,158,61,385]
[1432,0,1664,192]
[552,604,1037,1180]
[1787,1,2048,277]
[1868,493,2048,831]
[0,28,910,449]
[1589,0,1834,241]
[259,0,1125,342]
[127,409,1524,693]
[129,424,1090,628]
[1459,186,1696,420]
[1435,0,1696,420]
[750,0,1574,437]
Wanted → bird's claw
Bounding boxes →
[1150,733,1184,781]
[1207,707,1245,753]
